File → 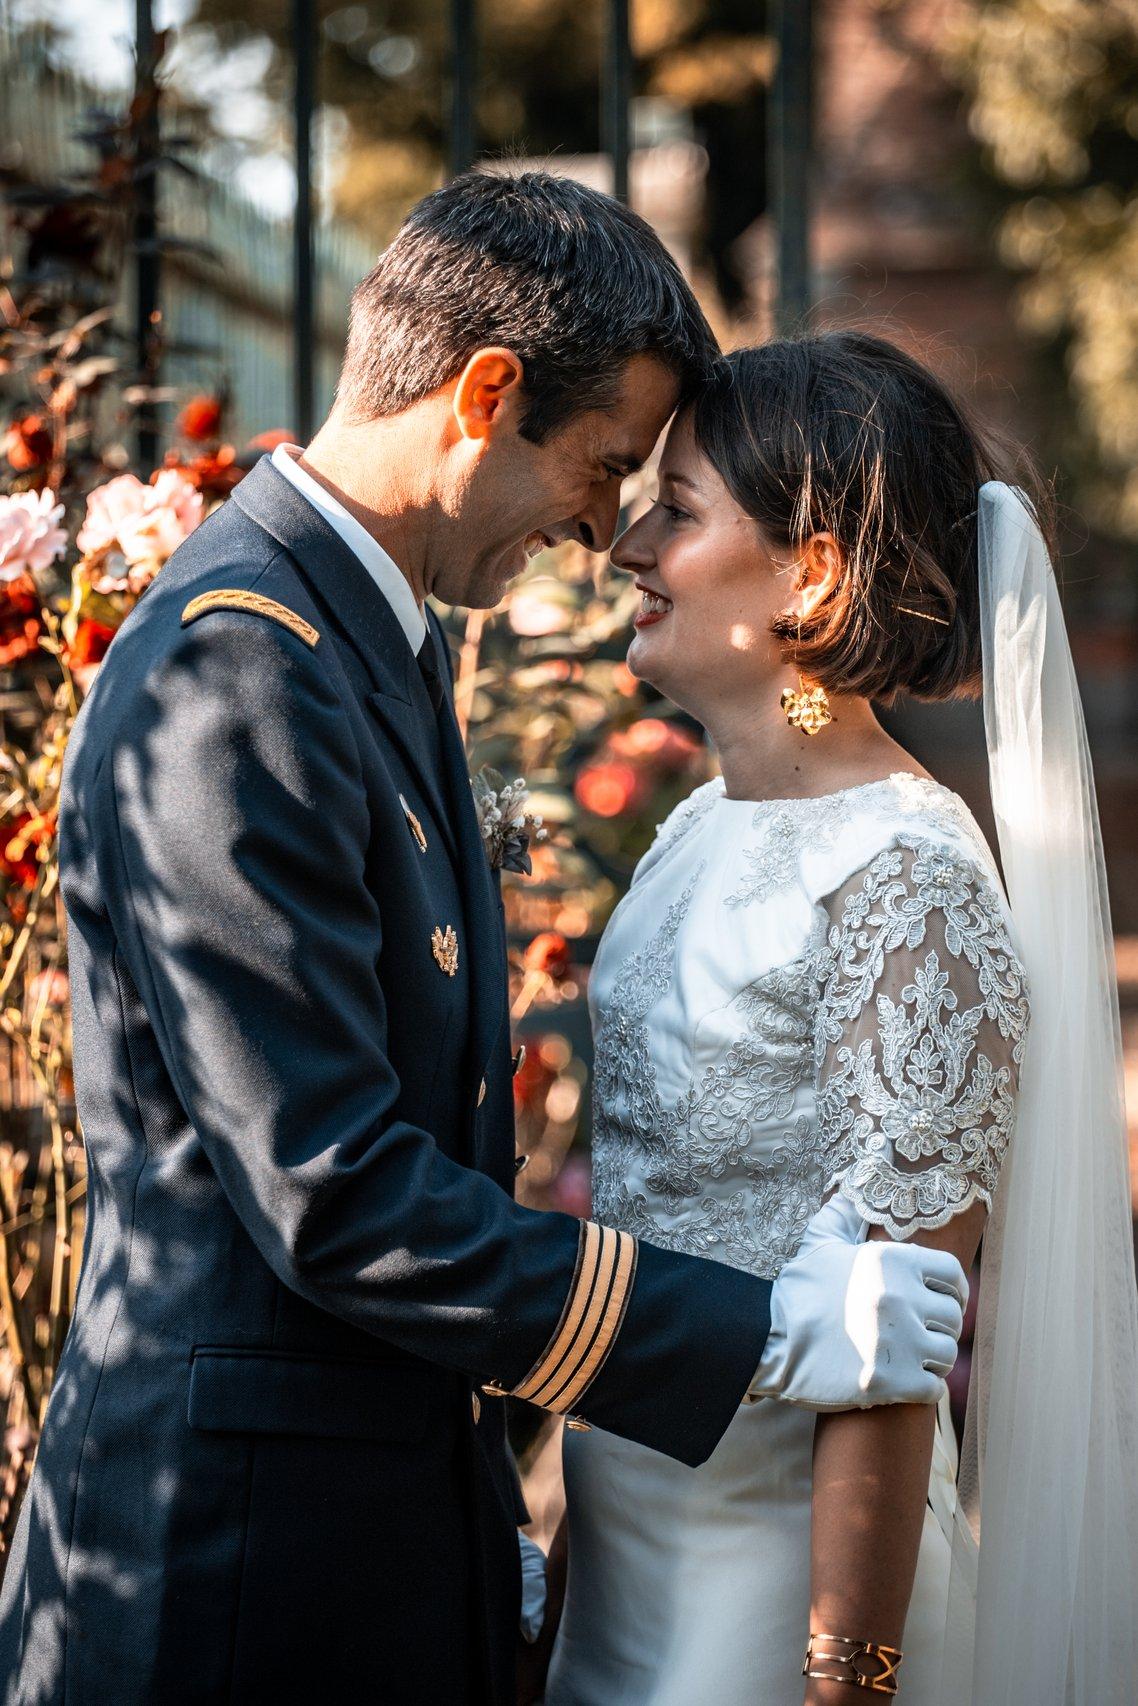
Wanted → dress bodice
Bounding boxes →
[588,771,1030,1280]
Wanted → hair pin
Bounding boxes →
[897,605,951,627]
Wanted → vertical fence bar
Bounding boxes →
[293,0,316,443]
[768,0,813,333]
[603,0,632,204]
[449,0,476,178]
[133,0,160,468]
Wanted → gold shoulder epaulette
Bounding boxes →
[181,589,319,649]
[508,1222,638,1415]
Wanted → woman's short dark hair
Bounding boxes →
[690,331,1055,703]
[337,169,719,443]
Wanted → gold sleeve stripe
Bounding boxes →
[551,1231,638,1411]
[527,1225,620,1410]
[510,1221,638,1414]
[181,590,319,649]
[512,1221,600,1404]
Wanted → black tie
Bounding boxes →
[416,632,445,715]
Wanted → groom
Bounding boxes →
[0,171,967,1705]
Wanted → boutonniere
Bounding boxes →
[472,767,547,875]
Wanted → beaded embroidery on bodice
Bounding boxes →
[589,774,1029,1279]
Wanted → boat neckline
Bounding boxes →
[712,771,946,809]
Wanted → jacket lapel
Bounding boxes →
[231,460,458,863]
[233,459,505,1074]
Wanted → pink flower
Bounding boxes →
[0,489,67,581]
[78,471,203,581]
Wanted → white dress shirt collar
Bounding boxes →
[270,443,427,654]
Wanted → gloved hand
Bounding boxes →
[748,1193,968,1410]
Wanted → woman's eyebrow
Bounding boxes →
[660,469,701,492]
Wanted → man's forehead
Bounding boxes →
[602,368,682,460]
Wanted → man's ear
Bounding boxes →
[787,533,844,621]
[453,347,525,442]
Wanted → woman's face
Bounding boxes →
[611,408,794,722]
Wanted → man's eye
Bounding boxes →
[603,464,626,481]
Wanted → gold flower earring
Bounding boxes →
[781,608,833,736]
[781,677,833,736]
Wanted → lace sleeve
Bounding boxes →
[814,835,1030,1241]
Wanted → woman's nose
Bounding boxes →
[610,515,654,575]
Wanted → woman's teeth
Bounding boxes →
[640,590,672,616]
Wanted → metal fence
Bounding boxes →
[0,16,377,443]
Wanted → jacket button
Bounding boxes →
[477,1078,487,1106]
[481,1380,509,1398]
[512,1045,526,1077]
[565,1415,592,1432]
[471,1390,482,1424]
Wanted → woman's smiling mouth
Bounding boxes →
[634,583,673,628]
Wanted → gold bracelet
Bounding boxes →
[803,1632,903,1694]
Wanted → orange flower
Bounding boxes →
[0,574,42,666]
[177,395,223,443]
[1,812,55,889]
[247,429,295,454]
[523,931,572,980]
[65,617,118,669]
[608,718,701,769]
[156,444,243,498]
[4,414,53,472]
[574,761,643,819]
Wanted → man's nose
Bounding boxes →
[573,485,623,555]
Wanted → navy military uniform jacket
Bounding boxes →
[0,457,772,1705]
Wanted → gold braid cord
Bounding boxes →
[803,1633,902,1694]
[509,1221,638,1414]
[181,590,320,649]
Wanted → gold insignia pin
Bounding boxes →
[399,793,428,854]
[432,925,459,977]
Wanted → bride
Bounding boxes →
[540,331,1138,1703]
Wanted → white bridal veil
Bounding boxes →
[938,482,1138,1703]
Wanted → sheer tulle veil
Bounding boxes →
[937,482,1138,1703]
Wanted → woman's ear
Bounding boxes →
[787,533,844,621]
[452,347,525,442]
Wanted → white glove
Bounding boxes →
[518,1531,547,1643]
[749,1193,968,1410]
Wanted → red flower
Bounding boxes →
[523,932,572,981]
[247,429,295,454]
[177,395,223,443]
[574,761,643,819]
[1,812,55,889]
[65,617,118,670]
[156,444,243,498]
[4,414,53,472]
[0,575,43,667]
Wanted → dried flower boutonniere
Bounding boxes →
[472,767,547,875]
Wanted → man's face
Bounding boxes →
[435,354,682,609]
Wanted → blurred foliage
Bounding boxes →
[187,0,772,308]
[943,0,1138,537]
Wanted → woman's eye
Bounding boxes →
[659,500,689,522]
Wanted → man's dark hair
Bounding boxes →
[336,168,719,443]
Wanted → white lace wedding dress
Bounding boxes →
[544,772,1030,1706]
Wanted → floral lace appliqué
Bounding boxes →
[815,836,1030,1239]
[727,791,856,908]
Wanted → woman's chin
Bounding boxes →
[626,627,668,690]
